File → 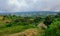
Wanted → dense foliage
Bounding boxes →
[0,13,60,36]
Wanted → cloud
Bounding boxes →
[0,0,60,12]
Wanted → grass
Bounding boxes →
[0,14,60,36]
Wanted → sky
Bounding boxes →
[0,0,60,12]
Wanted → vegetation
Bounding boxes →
[0,13,60,36]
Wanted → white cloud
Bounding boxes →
[0,0,60,12]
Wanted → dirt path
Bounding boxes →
[5,22,47,36]
[5,29,39,36]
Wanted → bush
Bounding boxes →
[45,21,60,36]
[43,16,54,27]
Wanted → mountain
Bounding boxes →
[0,11,59,16]
[12,11,58,16]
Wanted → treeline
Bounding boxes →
[0,13,60,28]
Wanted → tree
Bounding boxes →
[2,15,6,20]
[43,16,53,27]
[34,17,41,23]
[55,13,60,18]
[45,22,60,36]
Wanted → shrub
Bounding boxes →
[45,22,60,36]
[43,16,54,27]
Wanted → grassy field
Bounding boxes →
[0,13,60,36]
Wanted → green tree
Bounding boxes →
[45,22,60,36]
[43,16,53,27]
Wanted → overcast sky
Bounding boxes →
[0,0,60,12]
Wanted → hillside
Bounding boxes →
[0,12,60,36]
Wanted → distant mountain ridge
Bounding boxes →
[0,11,59,16]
